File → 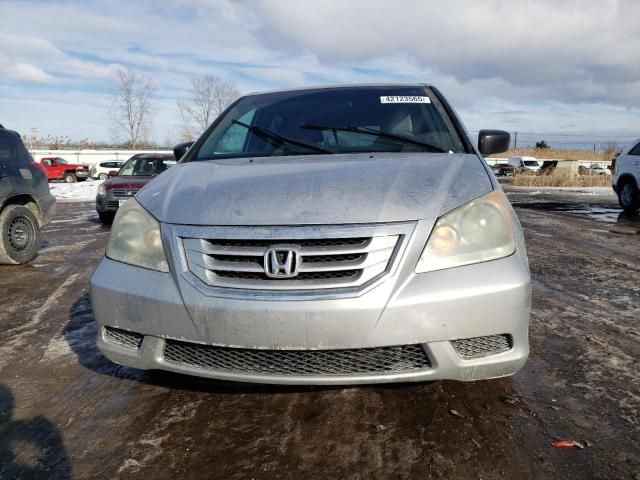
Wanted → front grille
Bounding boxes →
[181,232,401,292]
[163,340,431,376]
[104,326,143,349]
[451,334,512,359]
[111,189,140,198]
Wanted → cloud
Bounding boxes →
[0,32,121,82]
[252,0,640,106]
[11,62,54,83]
[0,0,638,143]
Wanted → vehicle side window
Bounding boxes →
[0,132,16,161]
[118,159,136,176]
[43,159,54,166]
[207,109,256,154]
[629,143,640,156]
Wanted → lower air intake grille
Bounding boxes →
[104,326,143,349]
[451,334,512,359]
[163,340,431,376]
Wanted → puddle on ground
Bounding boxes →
[512,201,632,224]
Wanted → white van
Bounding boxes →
[508,156,541,172]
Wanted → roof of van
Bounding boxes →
[245,83,434,96]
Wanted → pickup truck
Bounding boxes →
[39,157,90,183]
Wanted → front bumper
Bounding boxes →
[96,194,133,213]
[90,245,531,384]
[96,195,118,213]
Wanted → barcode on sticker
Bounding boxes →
[380,96,431,104]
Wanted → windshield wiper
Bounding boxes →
[232,120,334,154]
[300,123,446,153]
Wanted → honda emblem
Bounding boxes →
[264,247,300,278]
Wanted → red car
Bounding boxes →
[40,157,90,183]
[95,153,175,223]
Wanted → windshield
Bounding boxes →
[118,156,176,176]
[524,160,539,166]
[56,158,68,164]
[193,87,465,160]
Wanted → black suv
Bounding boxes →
[0,125,56,264]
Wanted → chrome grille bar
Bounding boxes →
[111,189,140,198]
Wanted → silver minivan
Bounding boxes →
[90,84,531,385]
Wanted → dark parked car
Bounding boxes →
[490,163,515,177]
[96,153,175,223]
[0,124,56,264]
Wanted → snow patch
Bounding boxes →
[49,179,103,202]
[117,400,203,474]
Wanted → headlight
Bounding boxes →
[106,199,169,272]
[97,184,106,196]
[416,190,516,273]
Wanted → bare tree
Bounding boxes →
[602,141,621,161]
[177,75,239,140]
[110,68,156,149]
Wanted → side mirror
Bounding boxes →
[478,130,510,155]
[173,141,194,161]
[108,170,118,177]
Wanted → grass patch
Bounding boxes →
[511,172,612,187]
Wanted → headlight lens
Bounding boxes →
[106,199,169,272]
[97,184,106,196]
[416,190,516,273]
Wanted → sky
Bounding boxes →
[0,0,639,149]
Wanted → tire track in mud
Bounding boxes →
[0,273,80,370]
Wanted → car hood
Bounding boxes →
[137,153,493,225]
[105,176,153,190]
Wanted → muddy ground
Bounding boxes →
[0,188,638,479]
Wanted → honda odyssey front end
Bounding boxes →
[90,85,531,385]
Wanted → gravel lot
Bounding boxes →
[0,187,638,479]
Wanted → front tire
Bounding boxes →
[0,205,40,264]
[99,173,108,180]
[98,212,115,225]
[64,172,77,183]
[618,179,640,213]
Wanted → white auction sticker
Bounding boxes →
[380,96,431,104]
